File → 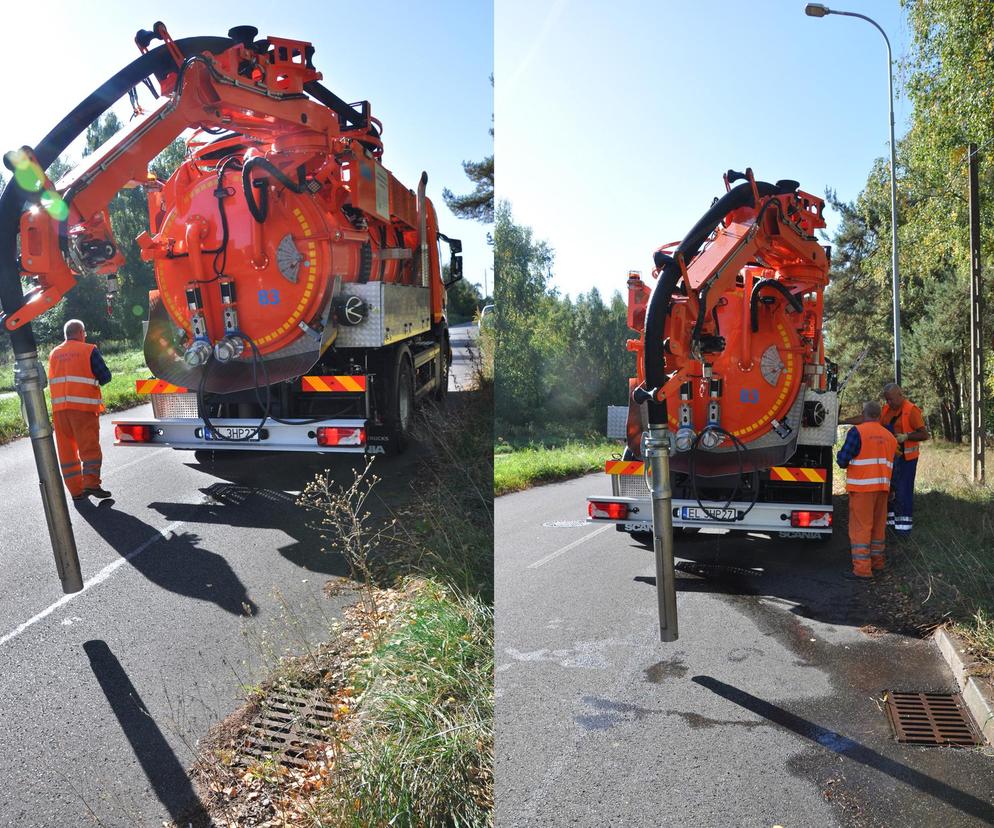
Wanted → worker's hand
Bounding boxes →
[896,432,908,444]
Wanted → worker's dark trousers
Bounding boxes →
[887,456,917,535]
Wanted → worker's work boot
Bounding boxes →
[83,487,112,499]
[850,555,873,579]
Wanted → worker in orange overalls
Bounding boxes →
[47,319,113,501]
[880,383,929,536]
[836,400,899,579]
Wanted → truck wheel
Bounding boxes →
[433,334,450,402]
[384,347,415,453]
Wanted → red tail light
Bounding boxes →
[115,424,153,443]
[588,500,629,520]
[790,510,832,528]
[316,426,366,447]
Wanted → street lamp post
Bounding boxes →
[805,3,902,384]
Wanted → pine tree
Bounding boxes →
[443,76,493,224]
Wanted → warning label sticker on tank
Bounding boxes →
[374,165,390,219]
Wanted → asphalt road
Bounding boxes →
[0,322,477,827]
[496,473,994,827]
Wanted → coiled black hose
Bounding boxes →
[241,156,307,223]
[750,278,804,332]
[687,424,760,522]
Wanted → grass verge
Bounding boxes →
[189,359,494,826]
[494,437,617,496]
[319,580,493,826]
[0,346,150,445]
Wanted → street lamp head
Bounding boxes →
[805,3,831,17]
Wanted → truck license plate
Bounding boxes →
[681,506,737,522]
[204,426,260,442]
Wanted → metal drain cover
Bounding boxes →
[883,691,979,746]
[238,686,338,767]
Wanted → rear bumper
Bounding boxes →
[111,416,369,453]
[586,495,832,537]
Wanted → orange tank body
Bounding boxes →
[143,136,427,358]
[626,171,830,457]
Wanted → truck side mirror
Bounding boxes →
[438,232,463,287]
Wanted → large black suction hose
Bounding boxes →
[641,180,789,425]
[0,35,234,595]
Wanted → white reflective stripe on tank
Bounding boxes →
[848,457,893,468]
[847,477,891,486]
[49,375,99,385]
[51,396,101,407]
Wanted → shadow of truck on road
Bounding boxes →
[631,493,935,635]
[74,499,258,616]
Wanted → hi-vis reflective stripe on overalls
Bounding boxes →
[845,422,896,494]
[48,340,103,412]
[47,340,104,496]
[846,422,898,577]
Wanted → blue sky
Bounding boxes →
[496,0,910,298]
[0,0,493,293]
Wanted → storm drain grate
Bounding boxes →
[238,686,338,767]
[883,691,979,747]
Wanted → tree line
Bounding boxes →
[826,0,993,441]
[494,202,631,441]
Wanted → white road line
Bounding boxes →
[527,524,612,570]
[102,447,170,479]
[0,520,185,648]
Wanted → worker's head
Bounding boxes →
[863,400,882,421]
[63,319,86,341]
[882,382,904,408]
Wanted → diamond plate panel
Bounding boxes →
[334,282,431,348]
[798,388,839,446]
[607,406,629,439]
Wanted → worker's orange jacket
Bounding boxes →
[879,399,925,461]
[48,340,104,413]
[846,422,898,493]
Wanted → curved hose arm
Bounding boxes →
[749,278,804,333]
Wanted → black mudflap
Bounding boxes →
[364,421,393,456]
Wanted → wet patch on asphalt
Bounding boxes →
[645,655,689,683]
[575,695,771,733]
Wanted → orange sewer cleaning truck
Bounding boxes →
[5,23,462,461]
[0,23,463,592]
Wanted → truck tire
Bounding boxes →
[383,346,415,454]
[433,332,450,402]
